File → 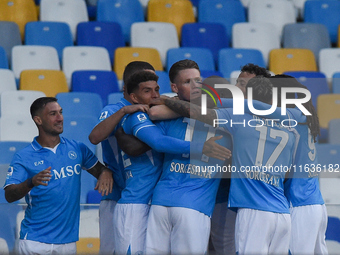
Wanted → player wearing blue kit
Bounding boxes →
[152,76,298,255]
[89,61,155,255]
[146,60,232,255]
[4,97,112,255]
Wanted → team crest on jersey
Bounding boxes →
[137,113,147,122]
[6,166,13,179]
[99,111,108,120]
[68,151,77,160]
[34,160,44,166]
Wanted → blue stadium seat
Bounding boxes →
[200,70,224,80]
[166,47,215,73]
[0,142,30,164]
[181,22,229,64]
[86,190,102,204]
[71,70,120,106]
[326,216,340,243]
[282,23,331,62]
[198,0,246,43]
[304,0,340,44]
[76,21,125,64]
[315,144,340,166]
[25,21,73,63]
[218,48,266,79]
[56,92,103,119]
[97,0,144,43]
[107,92,124,105]
[81,171,97,204]
[155,71,172,95]
[0,46,8,69]
[283,71,330,111]
[0,206,19,252]
[332,72,340,94]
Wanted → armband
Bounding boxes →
[27,178,34,189]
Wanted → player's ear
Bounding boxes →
[129,93,140,104]
[171,83,178,93]
[33,115,42,125]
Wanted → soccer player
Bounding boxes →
[4,97,112,255]
[89,61,155,254]
[145,60,232,255]
[151,76,297,255]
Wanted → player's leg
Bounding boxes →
[210,202,236,255]
[170,207,210,255]
[99,199,116,254]
[145,205,171,255]
[113,203,150,255]
[315,204,329,255]
[268,212,290,254]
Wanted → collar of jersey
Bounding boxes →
[31,136,66,151]
[120,97,132,106]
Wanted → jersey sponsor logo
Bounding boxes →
[99,111,108,120]
[53,164,81,180]
[137,113,147,122]
[68,151,77,160]
[6,166,14,179]
[34,160,44,166]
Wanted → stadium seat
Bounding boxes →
[20,70,68,97]
[328,119,340,144]
[0,0,38,40]
[155,71,172,94]
[282,23,331,62]
[304,0,340,44]
[0,21,21,66]
[71,70,120,106]
[200,70,224,81]
[0,90,46,118]
[232,22,280,66]
[56,92,103,119]
[283,71,330,111]
[0,69,16,93]
[248,0,296,39]
[25,21,73,63]
[326,216,340,244]
[79,209,100,237]
[269,49,317,75]
[86,190,102,204]
[166,48,215,73]
[62,46,111,88]
[0,210,16,253]
[181,23,229,64]
[292,0,307,19]
[130,22,179,67]
[0,46,8,69]
[40,0,89,41]
[332,72,340,94]
[107,92,124,105]
[113,47,163,81]
[0,238,9,255]
[0,115,38,142]
[77,238,100,254]
[80,172,97,205]
[76,21,125,65]
[218,48,266,79]
[97,0,144,43]
[147,0,195,39]
[198,0,246,44]
[11,45,60,80]
[0,141,30,164]
[319,48,340,80]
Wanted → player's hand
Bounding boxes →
[203,136,232,161]
[123,104,149,114]
[32,167,52,186]
[95,169,113,196]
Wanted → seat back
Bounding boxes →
[0,141,30,164]
[155,70,171,94]
[319,48,340,79]
[0,21,21,66]
[107,92,124,105]
[76,238,100,254]
[317,94,340,129]
[329,119,340,144]
[0,69,16,94]
[332,72,340,94]
[0,46,8,69]
[0,116,38,142]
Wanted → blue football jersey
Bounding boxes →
[4,137,98,244]
[97,98,130,201]
[216,108,296,214]
[151,117,232,217]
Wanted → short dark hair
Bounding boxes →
[30,97,58,118]
[126,71,159,94]
[241,63,271,78]
[123,61,155,85]
[169,59,200,83]
[246,76,273,104]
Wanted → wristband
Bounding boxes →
[27,178,34,189]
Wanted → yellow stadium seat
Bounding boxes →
[20,70,68,97]
[0,0,38,40]
[76,238,100,255]
[147,0,195,38]
[269,48,317,75]
[317,94,340,129]
[114,47,163,80]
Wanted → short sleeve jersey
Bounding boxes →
[97,98,130,201]
[216,108,296,214]
[151,117,232,217]
[4,137,98,244]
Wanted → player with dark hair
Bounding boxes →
[4,97,112,255]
